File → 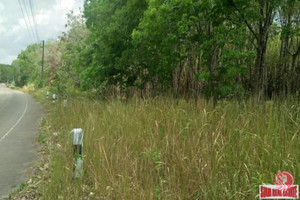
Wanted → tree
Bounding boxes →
[221,0,281,99]
[82,0,148,90]
[11,44,42,87]
[278,0,300,95]
[0,64,13,83]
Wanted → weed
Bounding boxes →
[30,92,300,199]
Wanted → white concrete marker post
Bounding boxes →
[71,128,83,178]
[63,100,67,107]
[46,91,49,99]
[52,94,56,103]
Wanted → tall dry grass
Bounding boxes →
[34,90,300,200]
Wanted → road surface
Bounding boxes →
[0,85,42,199]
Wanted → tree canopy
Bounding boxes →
[10,0,300,100]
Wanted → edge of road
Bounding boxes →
[0,86,44,200]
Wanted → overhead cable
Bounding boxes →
[29,0,40,42]
[18,0,34,43]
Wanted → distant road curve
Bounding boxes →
[0,85,42,199]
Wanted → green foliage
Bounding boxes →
[60,11,90,88]
[0,64,13,83]
[82,0,148,89]
[11,44,42,87]
[10,11,89,90]
[11,0,300,99]
[132,0,185,88]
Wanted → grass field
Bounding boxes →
[31,89,300,199]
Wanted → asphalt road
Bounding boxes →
[0,85,42,199]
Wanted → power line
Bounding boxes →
[22,0,38,43]
[28,0,40,42]
[18,0,34,43]
[23,0,37,43]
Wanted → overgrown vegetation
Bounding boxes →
[2,0,299,101]
[0,64,13,83]
[3,0,300,199]
[23,89,299,199]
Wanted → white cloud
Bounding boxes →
[0,26,6,34]
[0,16,5,24]
[5,25,22,37]
[0,49,16,65]
[2,55,17,65]
[0,0,84,65]
[57,0,75,10]
[18,18,29,29]
[0,3,4,11]
[35,9,51,25]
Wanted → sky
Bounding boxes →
[0,0,84,65]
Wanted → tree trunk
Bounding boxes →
[254,38,267,100]
[291,45,300,93]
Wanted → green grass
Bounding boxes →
[9,181,28,198]
[31,89,300,199]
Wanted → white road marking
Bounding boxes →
[0,97,28,142]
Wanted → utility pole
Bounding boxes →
[41,40,44,79]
